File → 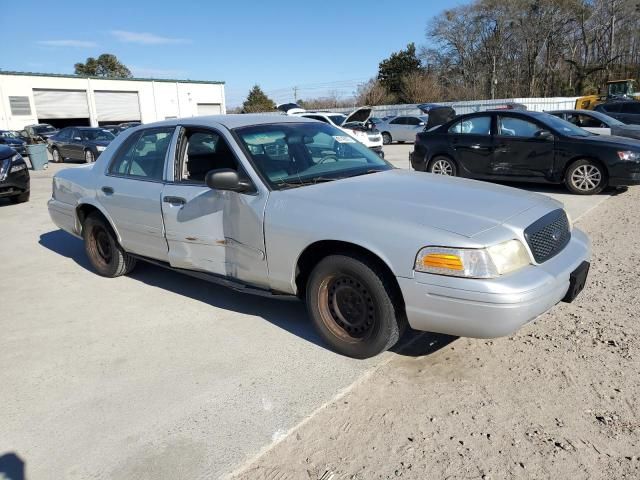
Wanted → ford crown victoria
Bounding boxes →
[48,115,590,358]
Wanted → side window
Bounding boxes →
[449,116,491,135]
[578,115,605,128]
[109,127,174,181]
[179,129,238,183]
[565,114,579,126]
[57,128,71,140]
[602,103,621,113]
[497,117,541,137]
[389,117,405,125]
[405,117,422,126]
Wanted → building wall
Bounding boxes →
[0,73,225,130]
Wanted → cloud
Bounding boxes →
[130,66,188,78]
[111,30,189,45]
[37,40,97,48]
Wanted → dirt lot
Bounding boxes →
[231,186,640,480]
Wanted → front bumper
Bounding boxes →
[0,168,30,198]
[608,160,640,186]
[397,228,591,338]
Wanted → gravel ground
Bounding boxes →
[231,186,640,480]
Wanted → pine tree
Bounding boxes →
[242,85,276,113]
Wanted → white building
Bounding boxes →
[0,71,226,131]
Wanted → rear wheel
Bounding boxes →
[382,132,392,145]
[306,254,404,359]
[565,159,606,195]
[428,156,457,176]
[84,149,95,163]
[83,213,136,277]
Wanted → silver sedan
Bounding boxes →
[377,115,428,144]
[48,114,591,358]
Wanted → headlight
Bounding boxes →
[96,146,106,152]
[0,157,10,181]
[617,150,640,161]
[415,240,531,278]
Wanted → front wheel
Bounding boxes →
[306,254,404,359]
[84,149,95,163]
[51,147,62,163]
[382,132,392,145]
[428,156,457,176]
[83,213,137,277]
[565,159,606,195]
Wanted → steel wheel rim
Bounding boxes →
[571,165,601,191]
[53,149,59,162]
[317,274,376,343]
[432,159,453,175]
[86,150,94,163]
[382,133,391,145]
[92,226,112,265]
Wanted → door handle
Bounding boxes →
[163,196,186,206]
[101,186,114,195]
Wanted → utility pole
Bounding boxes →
[293,86,298,102]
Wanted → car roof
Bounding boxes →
[135,114,318,130]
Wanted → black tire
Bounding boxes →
[9,191,30,203]
[51,147,62,163]
[83,213,137,277]
[306,254,405,359]
[564,159,606,195]
[84,149,95,164]
[382,132,392,145]
[428,156,457,176]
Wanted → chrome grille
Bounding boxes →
[524,209,571,263]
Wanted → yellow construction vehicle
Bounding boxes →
[575,79,639,110]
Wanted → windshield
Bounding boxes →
[539,113,592,137]
[34,125,56,134]
[328,115,347,126]
[235,122,392,190]
[82,129,115,141]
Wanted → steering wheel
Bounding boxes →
[316,150,338,165]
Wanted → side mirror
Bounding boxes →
[535,130,554,140]
[418,122,426,126]
[205,168,252,193]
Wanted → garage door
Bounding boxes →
[33,89,90,118]
[94,91,141,122]
[197,103,222,115]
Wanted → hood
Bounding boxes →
[0,145,16,160]
[279,169,557,238]
[344,106,372,124]
[612,124,640,140]
[277,103,306,115]
[582,133,640,149]
[0,137,26,145]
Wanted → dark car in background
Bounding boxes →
[48,127,115,163]
[101,122,141,136]
[0,145,30,203]
[594,101,640,125]
[24,123,58,142]
[0,130,27,155]
[548,109,640,140]
[411,110,640,194]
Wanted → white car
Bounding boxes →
[279,104,384,157]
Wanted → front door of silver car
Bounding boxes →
[160,126,269,286]
[98,126,175,260]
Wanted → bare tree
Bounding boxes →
[400,72,442,103]
[355,79,397,105]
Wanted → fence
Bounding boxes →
[330,97,580,117]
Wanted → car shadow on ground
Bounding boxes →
[39,229,456,359]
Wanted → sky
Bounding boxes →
[1,0,468,107]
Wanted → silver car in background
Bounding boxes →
[549,109,640,141]
[48,114,591,359]
[377,115,428,144]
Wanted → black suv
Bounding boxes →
[594,101,640,125]
[411,110,640,194]
[0,145,30,203]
